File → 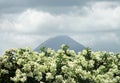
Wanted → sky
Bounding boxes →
[0,0,120,54]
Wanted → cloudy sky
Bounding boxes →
[0,0,120,54]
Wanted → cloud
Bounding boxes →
[0,0,87,7]
[1,2,120,34]
[0,32,49,54]
[1,0,119,14]
[71,32,120,52]
[0,1,120,54]
[0,0,88,14]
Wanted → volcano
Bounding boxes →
[35,35,85,53]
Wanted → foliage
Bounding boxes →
[0,45,120,83]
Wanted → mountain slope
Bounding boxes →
[35,35,85,53]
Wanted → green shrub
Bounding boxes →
[0,46,120,83]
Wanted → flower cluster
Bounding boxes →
[0,46,120,83]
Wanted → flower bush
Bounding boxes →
[0,45,120,83]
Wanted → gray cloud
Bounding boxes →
[0,0,88,14]
[0,0,120,54]
[1,0,119,14]
[0,0,87,7]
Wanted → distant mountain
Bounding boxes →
[35,35,85,53]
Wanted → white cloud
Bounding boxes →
[14,9,55,33]
[1,2,120,33]
[0,1,120,54]
[0,32,49,54]
[36,4,120,32]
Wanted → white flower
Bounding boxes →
[75,67,82,74]
[27,72,33,77]
[22,63,31,71]
[91,51,102,61]
[61,44,66,48]
[17,58,25,65]
[1,46,120,83]
[50,63,56,74]
[4,62,13,69]
[118,54,120,58]
[62,66,68,73]
[55,75,63,82]
[47,48,52,53]
[57,49,64,54]
[82,50,87,55]
[64,77,76,83]
[35,72,42,81]
[20,75,27,82]
[88,60,94,68]
[46,72,54,80]
[97,65,105,73]
[11,69,27,82]
[1,69,9,74]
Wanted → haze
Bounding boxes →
[0,0,120,54]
